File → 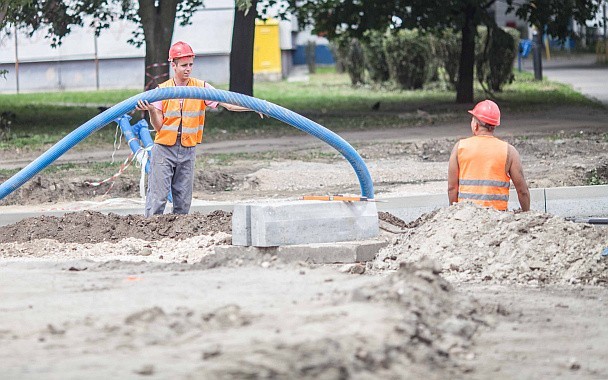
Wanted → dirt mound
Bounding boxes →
[0,170,242,206]
[374,203,608,286]
[0,210,232,244]
[8,261,488,379]
[162,262,486,378]
[0,233,230,263]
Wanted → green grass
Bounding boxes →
[0,89,140,107]
[0,68,602,151]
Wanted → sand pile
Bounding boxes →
[155,262,486,378]
[6,261,489,379]
[0,210,232,243]
[0,233,230,263]
[374,203,608,285]
[0,210,235,263]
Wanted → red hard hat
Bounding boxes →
[468,100,501,126]
[168,41,194,62]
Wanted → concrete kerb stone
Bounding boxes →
[232,200,380,247]
[377,186,606,223]
[377,193,445,224]
[545,185,608,218]
[508,188,545,212]
[0,185,606,228]
[215,239,389,264]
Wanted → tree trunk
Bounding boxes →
[138,0,179,91]
[456,5,476,104]
[0,3,9,28]
[229,0,258,96]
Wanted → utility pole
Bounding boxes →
[94,27,100,90]
[532,28,543,81]
[602,0,608,62]
[14,25,20,94]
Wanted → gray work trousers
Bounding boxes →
[145,143,196,217]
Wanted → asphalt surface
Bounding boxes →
[521,53,608,105]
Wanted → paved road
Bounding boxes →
[521,53,608,105]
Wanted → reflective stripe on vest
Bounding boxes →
[457,135,510,211]
[155,78,206,147]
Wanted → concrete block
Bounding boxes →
[232,201,379,247]
[231,204,251,246]
[377,193,445,223]
[378,188,548,223]
[277,239,388,263]
[545,185,608,218]
[508,188,545,212]
[215,239,389,263]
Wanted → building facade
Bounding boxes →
[0,0,300,93]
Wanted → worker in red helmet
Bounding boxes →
[447,100,530,211]
[136,41,258,216]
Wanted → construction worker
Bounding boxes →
[136,41,255,216]
[447,100,530,212]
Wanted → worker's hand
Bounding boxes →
[136,99,155,112]
[257,112,264,119]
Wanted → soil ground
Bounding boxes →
[1,105,608,378]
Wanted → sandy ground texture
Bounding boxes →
[1,106,608,205]
[1,106,608,378]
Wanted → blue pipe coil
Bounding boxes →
[132,119,154,174]
[115,114,142,157]
[134,120,154,152]
[0,87,374,201]
[125,117,173,203]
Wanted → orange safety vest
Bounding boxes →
[155,78,206,147]
[457,135,511,211]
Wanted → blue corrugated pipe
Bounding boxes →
[0,87,374,201]
[133,118,155,172]
[116,115,172,203]
[114,114,141,157]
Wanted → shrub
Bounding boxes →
[383,29,436,89]
[306,41,317,74]
[347,38,366,85]
[476,26,520,92]
[0,111,15,141]
[331,35,365,85]
[329,42,346,73]
[435,30,461,90]
[362,29,390,83]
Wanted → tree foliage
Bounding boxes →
[506,0,600,38]
[285,0,599,103]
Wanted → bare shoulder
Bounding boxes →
[507,143,521,158]
[448,141,460,165]
[450,140,460,153]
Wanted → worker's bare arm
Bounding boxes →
[219,102,249,112]
[508,145,530,211]
[219,102,264,118]
[136,100,163,132]
[447,142,460,206]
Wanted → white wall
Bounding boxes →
[0,0,238,92]
[0,0,236,64]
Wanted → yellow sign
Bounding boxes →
[254,19,282,74]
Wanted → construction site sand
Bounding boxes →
[2,115,608,377]
[374,202,608,286]
[2,204,606,285]
[1,206,607,378]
